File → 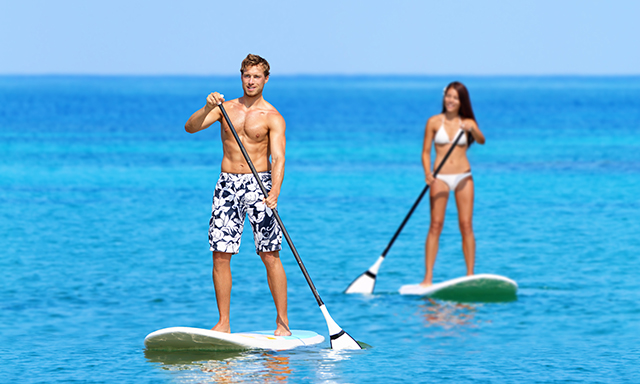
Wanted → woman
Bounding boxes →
[420,81,485,286]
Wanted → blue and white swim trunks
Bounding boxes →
[209,171,282,254]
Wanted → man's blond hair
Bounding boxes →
[240,54,270,77]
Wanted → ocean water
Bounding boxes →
[1,75,639,383]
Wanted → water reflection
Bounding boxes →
[144,344,369,383]
[418,298,479,330]
[144,349,292,383]
[257,353,291,382]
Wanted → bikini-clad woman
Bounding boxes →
[421,81,486,286]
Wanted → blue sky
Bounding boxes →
[1,0,639,75]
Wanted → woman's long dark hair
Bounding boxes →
[441,81,477,147]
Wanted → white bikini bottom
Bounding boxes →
[436,172,472,191]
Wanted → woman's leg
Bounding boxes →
[421,180,450,286]
[454,176,475,276]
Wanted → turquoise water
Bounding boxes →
[1,75,639,383]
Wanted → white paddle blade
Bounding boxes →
[344,255,385,294]
[319,305,362,350]
[344,272,376,294]
[330,330,362,350]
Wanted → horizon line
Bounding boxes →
[1,72,639,78]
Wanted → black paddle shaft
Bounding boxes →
[218,104,325,307]
[379,129,466,258]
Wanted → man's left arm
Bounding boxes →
[265,113,286,209]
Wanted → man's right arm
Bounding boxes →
[185,92,225,133]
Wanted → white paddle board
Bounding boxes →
[144,327,325,351]
[399,274,517,302]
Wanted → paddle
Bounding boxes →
[344,129,466,294]
[217,103,362,350]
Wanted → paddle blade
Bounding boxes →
[330,329,362,350]
[344,255,385,294]
[344,271,376,294]
[319,305,362,350]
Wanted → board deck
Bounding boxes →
[399,274,518,302]
[144,327,325,351]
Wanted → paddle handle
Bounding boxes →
[218,104,325,307]
[379,129,466,258]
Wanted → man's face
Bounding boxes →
[242,65,268,97]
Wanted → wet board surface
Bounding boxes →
[399,274,518,302]
[144,327,325,351]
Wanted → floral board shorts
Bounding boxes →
[209,171,282,254]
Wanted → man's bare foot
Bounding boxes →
[274,317,291,336]
[274,326,291,336]
[211,322,230,333]
[419,282,433,287]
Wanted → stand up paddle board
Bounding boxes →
[399,274,517,302]
[144,327,325,351]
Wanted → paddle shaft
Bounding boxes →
[218,104,325,307]
[379,129,466,258]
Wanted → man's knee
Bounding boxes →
[260,251,281,266]
[260,250,279,258]
[212,252,232,263]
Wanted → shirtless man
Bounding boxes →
[184,54,290,336]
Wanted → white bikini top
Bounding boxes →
[434,116,467,146]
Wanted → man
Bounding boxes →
[185,54,290,336]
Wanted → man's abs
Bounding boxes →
[220,154,271,174]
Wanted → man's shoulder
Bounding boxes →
[267,109,285,130]
[261,100,285,124]
[260,99,280,113]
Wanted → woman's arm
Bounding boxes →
[422,116,437,184]
[462,118,485,145]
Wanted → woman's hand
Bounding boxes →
[460,120,473,133]
[425,172,435,186]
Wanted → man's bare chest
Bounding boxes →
[223,110,269,142]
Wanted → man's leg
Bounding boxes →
[260,251,291,336]
[211,251,233,333]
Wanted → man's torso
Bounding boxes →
[219,99,279,174]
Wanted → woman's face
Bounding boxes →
[443,87,460,114]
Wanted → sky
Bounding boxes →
[1,0,639,76]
